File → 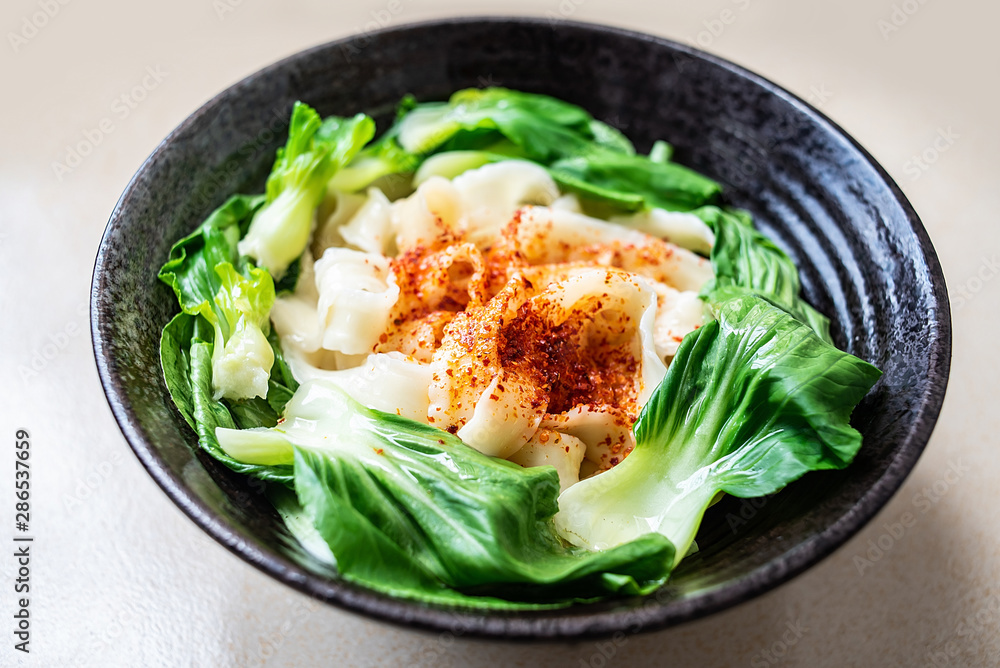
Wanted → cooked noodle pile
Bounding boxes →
[271,160,714,490]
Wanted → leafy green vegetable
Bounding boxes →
[239,102,374,278]
[327,131,420,193]
[160,313,294,485]
[696,206,832,341]
[328,89,721,217]
[388,88,718,212]
[203,263,275,400]
[159,194,264,312]
[548,153,721,212]
[395,87,634,162]
[553,293,880,564]
[648,140,674,164]
[159,193,277,400]
[412,150,502,185]
[158,195,298,481]
[215,380,674,606]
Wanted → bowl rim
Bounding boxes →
[91,15,952,640]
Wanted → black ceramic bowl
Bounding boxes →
[91,17,950,639]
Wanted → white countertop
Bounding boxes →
[2,0,997,665]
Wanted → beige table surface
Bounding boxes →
[1,0,997,665]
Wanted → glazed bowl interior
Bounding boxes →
[91,17,950,639]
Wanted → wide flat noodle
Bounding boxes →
[339,186,395,256]
[271,250,322,353]
[511,205,713,292]
[610,207,715,256]
[427,267,663,459]
[284,348,431,422]
[314,248,399,355]
[275,162,716,489]
[451,160,559,245]
[541,407,636,474]
[652,286,706,359]
[507,429,586,492]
